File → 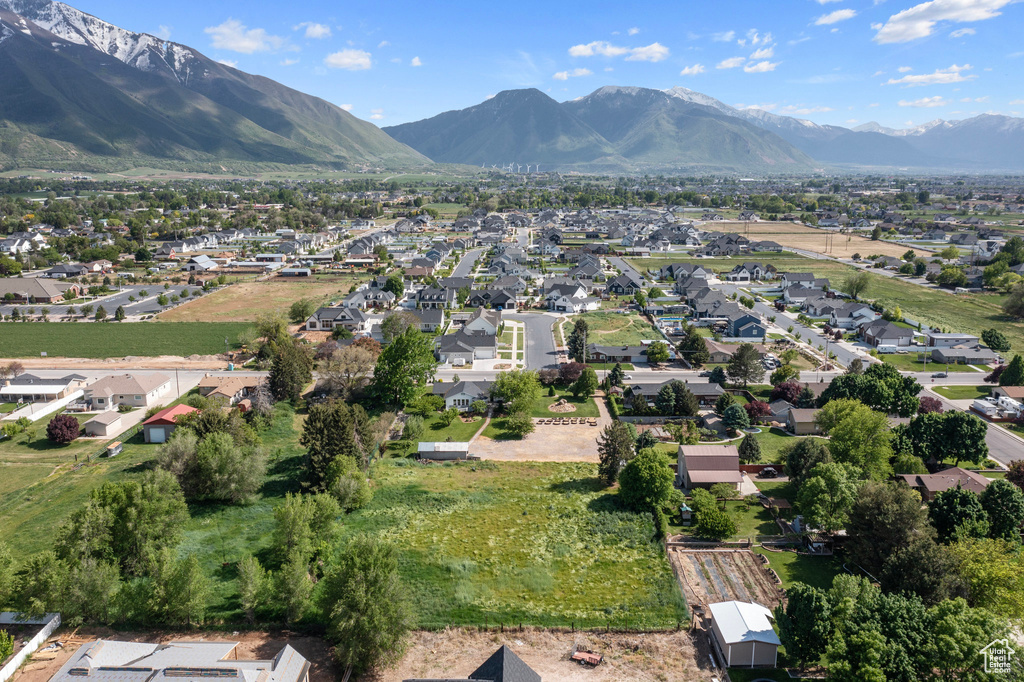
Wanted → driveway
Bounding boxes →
[505,311,559,369]
[451,248,485,278]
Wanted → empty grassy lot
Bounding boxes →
[632,253,1024,353]
[566,312,661,347]
[159,273,370,322]
[0,321,251,357]
[709,221,926,259]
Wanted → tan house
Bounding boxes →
[993,386,1024,401]
[197,374,264,405]
[678,444,742,490]
[787,408,822,435]
[84,373,171,410]
[898,467,991,502]
[708,601,781,668]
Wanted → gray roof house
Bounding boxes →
[435,331,498,364]
[860,320,914,348]
[432,380,495,411]
[404,645,540,682]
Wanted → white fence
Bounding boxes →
[0,612,61,682]
[2,391,84,423]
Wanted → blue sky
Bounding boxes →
[72,0,1024,129]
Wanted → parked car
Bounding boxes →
[932,371,948,378]
[759,467,779,479]
[623,374,633,380]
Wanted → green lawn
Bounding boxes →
[335,460,687,629]
[881,353,981,373]
[0,414,99,464]
[931,385,993,401]
[724,500,780,539]
[388,411,486,457]
[752,547,843,591]
[0,322,252,357]
[530,392,599,418]
[585,362,635,370]
[567,312,660,347]
[748,428,828,464]
[0,403,17,413]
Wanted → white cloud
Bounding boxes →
[553,67,593,80]
[339,104,353,111]
[626,42,670,61]
[960,96,989,102]
[874,70,886,76]
[485,94,496,100]
[568,40,629,57]
[628,27,640,35]
[898,66,913,73]
[280,58,299,66]
[886,63,976,86]
[747,30,773,45]
[205,19,285,54]
[377,40,390,48]
[815,9,857,25]
[717,56,746,69]
[779,104,835,114]
[816,0,843,3]
[744,60,779,73]
[874,0,1015,44]
[899,96,950,107]
[738,103,778,111]
[389,57,401,63]
[370,108,384,120]
[1011,99,1024,105]
[712,30,736,42]
[846,118,859,123]
[869,102,880,107]
[604,67,614,71]
[680,63,706,76]
[750,46,775,59]
[155,25,171,40]
[294,22,331,39]
[324,49,372,70]
[950,27,976,37]
[568,40,668,62]
[410,56,422,67]
[218,59,237,67]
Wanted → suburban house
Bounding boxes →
[403,645,540,682]
[417,441,471,461]
[84,410,123,438]
[0,278,80,303]
[305,307,371,334]
[898,467,991,501]
[343,289,396,310]
[677,444,742,490]
[83,373,171,410]
[142,404,198,443]
[724,311,767,339]
[723,263,770,282]
[413,307,445,333]
[924,331,980,348]
[860,320,914,349]
[463,307,502,335]
[197,375,264,405]
[45,263,88,278]
[547,292,601,313]
[466,289,517,310]
[417,286,458,309]
[708,601,781,668]
[435,330,498,365]
[0,373,86,403]
[184,255,218,272]
[588,344,649,364]
[626,380,724,409]
[51,640,309,682]
[930,347,1000,365]
[658,262,711,281]
[787,408,822,435]
[829,302,878,330]
[432,380,494,411]
[606,273,644,296]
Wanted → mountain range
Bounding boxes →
[0,0,1022,175]
[0,0,428,171]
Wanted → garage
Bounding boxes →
[148,427,166,443]
[142,404,198,444]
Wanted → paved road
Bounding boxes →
[923,387,1024,465]
[0,284,196,319]
[452,248,485,278]
[505,312,559,369]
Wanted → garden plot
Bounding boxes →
[669,550,782,610]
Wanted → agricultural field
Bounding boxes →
[567,312,661,347]
[668,549,782,609]
[632,252,1024,353]
[0,321,251,357]
[159,273,370,322]
[710,221,926,259]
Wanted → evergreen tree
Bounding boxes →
[269,341,314,403]
[300,401,360,491]
[726,343,765,387]
[738,434,762,464]
[708,366,727,386]
[678,325,710,367]
[597,421,634,485]
[1000,355,1024,386]
[715,392,736,415]
[608,362,625,387]
[567,318,590,362]
[114,305,126,321]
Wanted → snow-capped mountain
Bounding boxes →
[854,119,952,137]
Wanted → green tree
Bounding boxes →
[236,554,268,624]
[439,406,459,426]
[880,537,965,606]
[380,311,419,343]
[570,366,599,398]
[939,245,961,261]
[708,366,727,386]
[300,401,360,491]
[502,411,534,438]
[645,341,669,364]
[608,363,625,387]
[618,448,673,512]
[846,481,929,576]
[825,403,892,480]
[382,274,405,298]
[156,294,169,306]
[114,305,126,321]
[567,317,589,362]
[633,289,647,309]
[289,298,318,324]
[0,630,12,662]
[784,439,832,486]
[490,369,541,412]
[0,542,16,608]
[937,266,968,287]
[597,421,634,485]
[722,403,749,432]
[373,327,438,406]
[134,247,152,262]
[165,554,210,626]
[269,341,313,403]
[774,583,831,670]
[999,354,1024,386]
[770,364,799,386]
[929,596,1011,678]
[277,547,313,625]
[981,328,1011,352]
[842,271,871,300]
[738,434,762,464]
[948,538,1024,619]
[715,392,736,415]
[319,537,412,675]
[678,325,710,367]
[726,343,765,387]
[979,479,1024,542]
[94,305,107,321]
[797,462,859,533]
[1004,283,1024,319]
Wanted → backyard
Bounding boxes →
[567,312,662,347]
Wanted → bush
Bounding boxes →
[46,414,80,444]
[402,415,425,441]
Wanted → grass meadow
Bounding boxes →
[0,321,252,357]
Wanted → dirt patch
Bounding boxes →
[12,629,335,682]
[11,355,228,370]
[369,628,716,682]
[717,220,925,259]
[669,550,783,611]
